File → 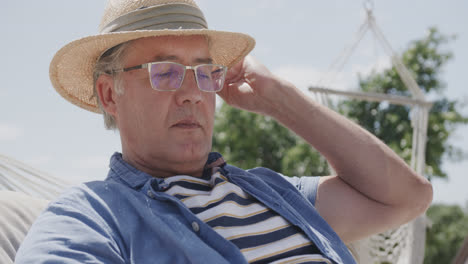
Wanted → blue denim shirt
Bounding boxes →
[16,152,356,264]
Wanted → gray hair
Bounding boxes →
[92,41,132,130]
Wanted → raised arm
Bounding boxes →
[218,56,433,243]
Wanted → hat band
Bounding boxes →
[100,3,208,33]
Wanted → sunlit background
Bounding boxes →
[2,1,467,208]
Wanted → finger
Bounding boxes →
[225,58,245,83]
[218,77,246,104]
[217,85,228,101]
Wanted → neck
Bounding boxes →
[122,151,206,178]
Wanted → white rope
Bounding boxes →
[309,86,432,107]
[309,2,431,263]
[367,16,425,100]
[317,19,370,88]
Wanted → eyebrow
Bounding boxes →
[152,55,213,64]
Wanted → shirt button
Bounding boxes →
[147,190,155,199]
[191,221,200,232]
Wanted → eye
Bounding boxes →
[211,68,224,77]
[197,71,210,80]
[155,70,177,79]
[197,65,224,80]
[212,68,223,73]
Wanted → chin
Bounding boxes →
[180,148,209,161]
[167,150,208,177]
[170,140,208,159]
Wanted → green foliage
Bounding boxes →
[281,141,330,176]
[213,104,330,176]
[214,28,466,181]
[338,28,468,179]
[424,204,468,264]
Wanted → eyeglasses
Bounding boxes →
[112,61,227,92]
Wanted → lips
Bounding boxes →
[171,118,202,129]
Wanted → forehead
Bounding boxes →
[124,35,211,65]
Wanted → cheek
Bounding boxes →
[204,95,216,123]
[116,90,169,130]
[205,94,216,111]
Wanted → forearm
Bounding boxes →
[220,56,433,240]
[265,80,432,209]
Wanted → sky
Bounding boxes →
[1,1,467,206]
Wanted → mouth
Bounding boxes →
[171,118,202,129]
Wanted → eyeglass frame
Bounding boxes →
[111,61,228,92]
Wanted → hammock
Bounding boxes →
[0,154,71,200]
[310,1,431,263]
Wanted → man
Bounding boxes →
[16,0,433,263]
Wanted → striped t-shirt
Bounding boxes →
[163,169,332,264]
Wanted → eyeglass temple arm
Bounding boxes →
[112,63,149,74]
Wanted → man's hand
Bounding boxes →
[217,56,290,117]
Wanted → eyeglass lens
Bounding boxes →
[149,63,225,92]
[196,65,225,92]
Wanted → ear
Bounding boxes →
[96,74,118,116]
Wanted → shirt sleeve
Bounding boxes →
[15,187,126,264]
[281,175,321,206]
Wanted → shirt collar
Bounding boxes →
[106,152,226,189]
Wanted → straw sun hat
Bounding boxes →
[49,0,255,113]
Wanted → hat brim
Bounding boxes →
[49,29,255,113]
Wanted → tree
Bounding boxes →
[338,28,468,179]
[214,28,466,181]
[424,204,468,264]
[212,105,330,176]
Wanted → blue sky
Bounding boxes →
[2,1,467,206]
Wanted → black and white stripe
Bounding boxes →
[164,172,330,263]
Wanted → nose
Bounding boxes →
[174,69,202,105]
